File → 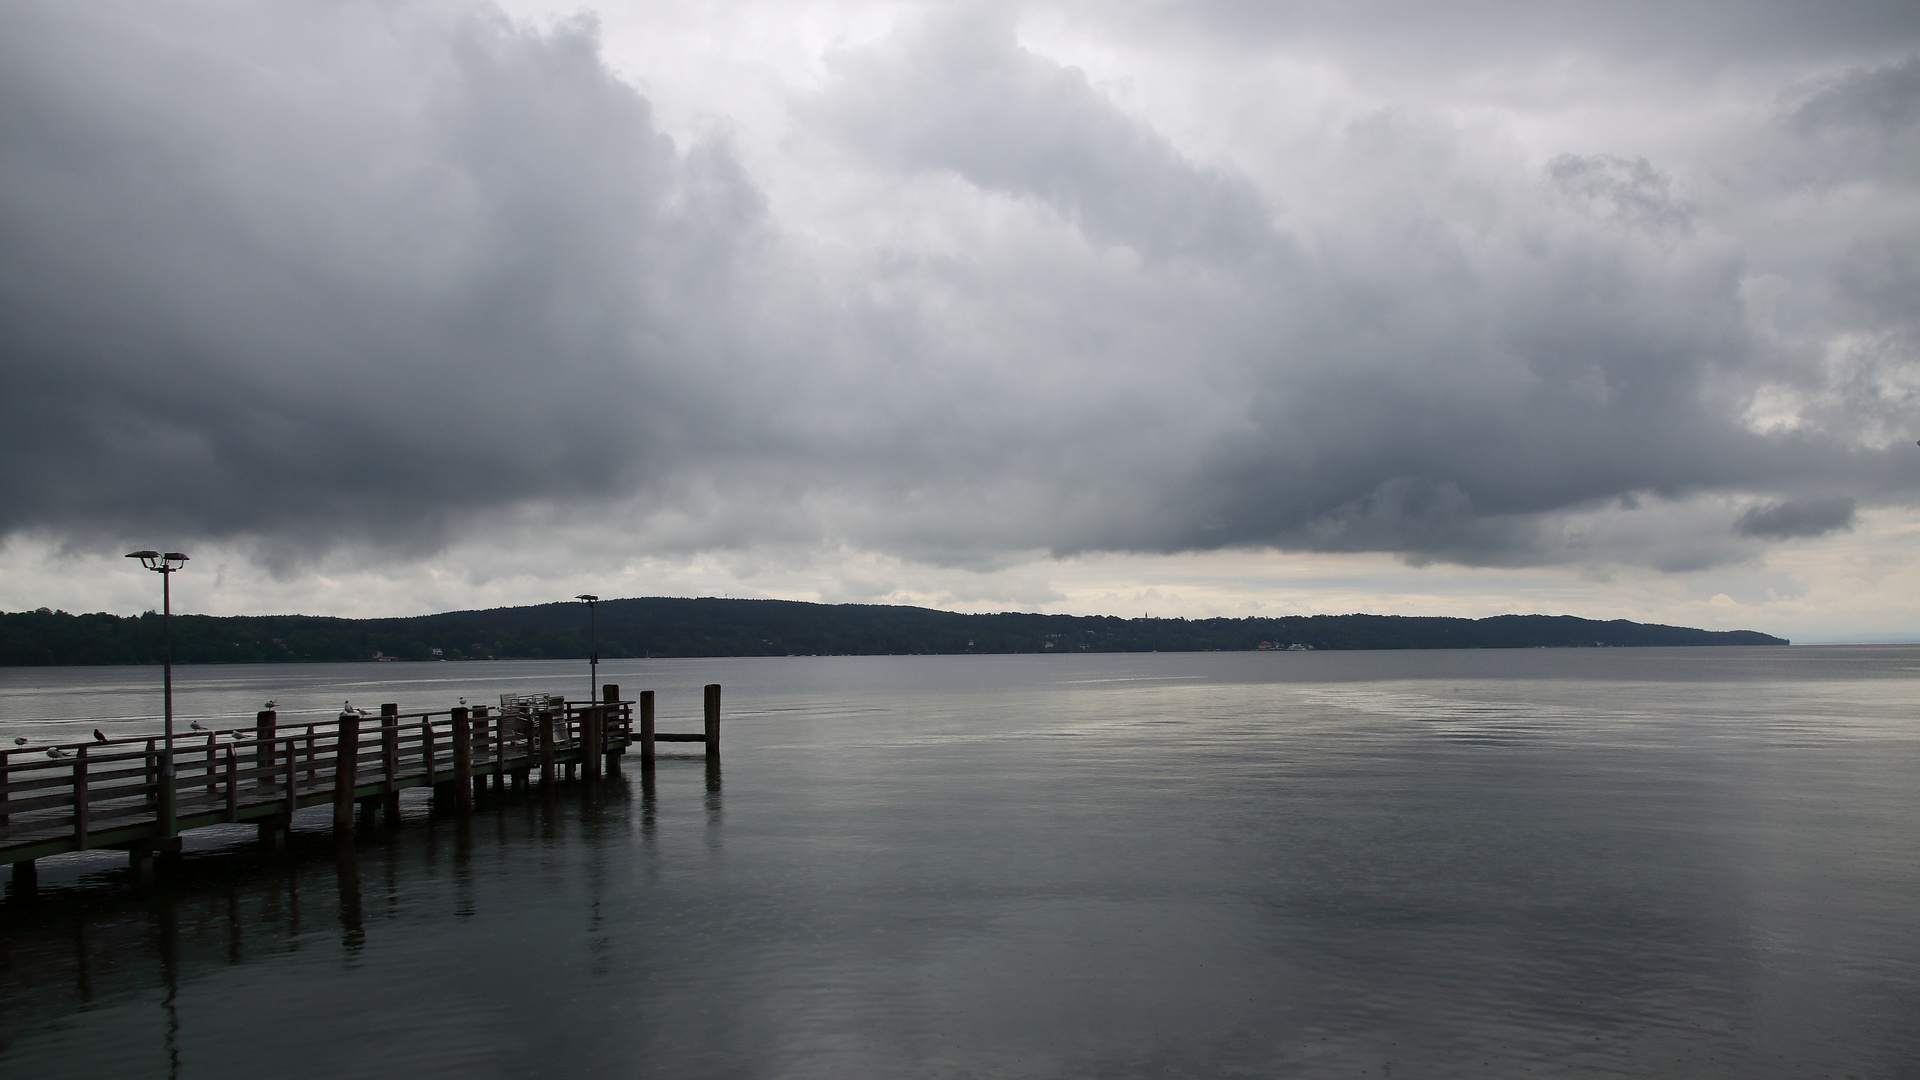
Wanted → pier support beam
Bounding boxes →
[257,814,288,850]
[11,859,37,896]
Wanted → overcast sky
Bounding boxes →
[2,0,1917,639]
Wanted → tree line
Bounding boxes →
[0,597,1786,666]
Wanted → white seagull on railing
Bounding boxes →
[189,721,206,732]
[264,699,277,710]
[46,747,70,759]
[11,736,25,746]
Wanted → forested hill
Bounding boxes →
[0,597,1788,666]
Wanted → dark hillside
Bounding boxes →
[0,598,1787,666]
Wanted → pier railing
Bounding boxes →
[2,682,723,877]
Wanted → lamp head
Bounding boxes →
[127,550,188,571]
[576,593,599,603]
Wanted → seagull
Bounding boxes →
[459,697,467,706]
[46,747,70,759]
[11,736,26,746]
[230,730,251,740]
[189,720,206,732]
[264,699,277,710]
[93,729,108,743]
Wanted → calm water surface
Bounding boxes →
[2,648,1917,1078]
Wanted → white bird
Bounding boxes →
[230,730,251,740]
[264,699,277,710]
[189,721,206,732]
[11,736,26,746]
[459,697,467,706]
[46,747,70,759]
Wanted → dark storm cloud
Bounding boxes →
[796,13,1917,568]
[2,0,1916,577]
[1735,497,1857,538]
[0,1,763,553]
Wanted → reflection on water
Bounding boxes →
[2,649,1918,1078]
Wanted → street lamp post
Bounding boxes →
[127,550,189,836]
[576,594,600,707]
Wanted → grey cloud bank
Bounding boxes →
[1,0,1916,590]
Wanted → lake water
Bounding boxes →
[2,648,1917,1078]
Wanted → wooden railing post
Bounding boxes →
[204,731,218,798]
[422,715,436,787]
[451,707,473,814]
[704,683,721,757]
[225,745,239,821]
[380,704,399,790]
[640,690,655,765]
[284,736,298,818]
[73,746,89,850]
[1,749,9,829]
[332,713,360,840]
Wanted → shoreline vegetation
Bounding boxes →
[0,597,1786,666]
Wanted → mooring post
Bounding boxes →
[583,706,601,782]
[256,709,277,794]
[72,746,89,851]
[539,710,556,788]
[704,683,721,757]
[452,706,473,815]
[380,704,401,828]
[602,684,622,774]
[640,689,656,766]
[332,712,360,841]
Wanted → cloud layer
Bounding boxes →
[2,0,1917,593]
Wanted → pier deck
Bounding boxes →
[2,684,721,872]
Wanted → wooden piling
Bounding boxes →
[256,709,276,791]
[641,690,656,765]
[451,707,473,815]
[332,712,360,839]
[72,746,89,851]
[602,684,623,770]
[704,683,722,757]
[380,704,401,827]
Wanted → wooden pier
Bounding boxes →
[2,683,722,884]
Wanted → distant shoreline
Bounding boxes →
[2,598,1787,666]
